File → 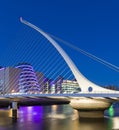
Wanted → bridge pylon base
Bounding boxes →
[78,110,104,118]
[12,101,18,119]
[70,98,112,118]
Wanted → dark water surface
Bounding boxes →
[0,105,119,130]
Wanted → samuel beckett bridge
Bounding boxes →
[0,18,119,118]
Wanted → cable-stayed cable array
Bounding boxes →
[0,22,75,94]
[48,34,119,72]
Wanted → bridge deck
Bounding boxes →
[0,93,118,107]
[1,93,119,98]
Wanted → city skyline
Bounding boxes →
[0,63,81,94]
[0,0,119,87]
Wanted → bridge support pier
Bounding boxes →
[70,98,112,118]
[77,110,104,118]
[12,101,18,119]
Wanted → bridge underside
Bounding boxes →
[0,93,119,108]
[0,96,70,108]
[0,95,118,118]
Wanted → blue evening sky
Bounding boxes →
[0,0,119,87]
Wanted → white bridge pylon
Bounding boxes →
[20,17,118,94]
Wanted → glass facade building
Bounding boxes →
[0,67,21,94]
[0,63,81,94]
[62,80,80,93]
[16,63,40,94]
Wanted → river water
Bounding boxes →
[0,104,119,130]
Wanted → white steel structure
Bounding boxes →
[20,18,119,94]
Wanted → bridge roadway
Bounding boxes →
[2,93,119,98]
[0,93,119,107]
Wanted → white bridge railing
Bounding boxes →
[1,92,119,98]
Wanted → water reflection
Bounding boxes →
[0,110,13,126]
[0,105,118,130]
[79,118,110,130]
[108,105,114,117]
[18,106,43,123]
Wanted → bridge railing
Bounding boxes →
[1,89,119,98]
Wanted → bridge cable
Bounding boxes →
[47,33,119,72]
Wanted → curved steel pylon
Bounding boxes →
[20,17,118,93]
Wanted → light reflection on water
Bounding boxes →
[0,105,118,130]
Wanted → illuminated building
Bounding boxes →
[62,80,81,93]
[0,63,81,94]
[36,72,44,93]
[16,63,40,94]
[43,78,56,94]
[43,78,51,93]
[0,67,21,94]
[50,80,56,94]
[56,76,63,93]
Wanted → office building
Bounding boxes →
[0,67,21,94]
[16,63,40,94]
[62,80,81,93]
